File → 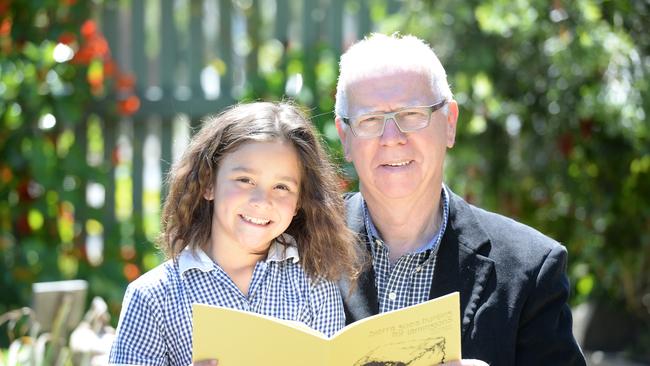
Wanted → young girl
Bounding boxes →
[109,102,361,366]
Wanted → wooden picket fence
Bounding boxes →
[94,0,404,253]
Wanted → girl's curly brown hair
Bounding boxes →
[159,101,363,282]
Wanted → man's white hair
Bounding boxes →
[334,33,452,118]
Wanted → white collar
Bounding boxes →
[178,233,301,276]
[267,233,300,263]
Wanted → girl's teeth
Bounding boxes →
[387,161,410,167]
[241,215,270,225]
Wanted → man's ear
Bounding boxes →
[335,117,352,162]
[445,100,459,148]
[203,185,215,201]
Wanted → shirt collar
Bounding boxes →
[267,233,300,263]
[362,184,450,255]
[178,246,214,275]
[178,233,301,276]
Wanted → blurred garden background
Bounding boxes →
[0,0,648,364]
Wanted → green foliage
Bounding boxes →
[376,0,649,321]
[0,0,138,331]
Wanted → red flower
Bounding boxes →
[58,31,76,45]
[0,18,11,36]
[103,60,116,77]
[87,35,108,57]
[80,20,97,39]
[123,263,141,282]
[118,95,140,116]
[71,46,93,64]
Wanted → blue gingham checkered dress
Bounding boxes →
[109,237,344,366]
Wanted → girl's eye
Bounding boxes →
[236,177,253,185]
[274,184,290,192]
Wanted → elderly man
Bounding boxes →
[335,33,586,365]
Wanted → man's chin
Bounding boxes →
[363,183,421,201]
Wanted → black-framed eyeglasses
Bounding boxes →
[341,100,448,138]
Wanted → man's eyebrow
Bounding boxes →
[355,107,385,115]
[355,104,423,115]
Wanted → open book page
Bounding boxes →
[330,292,461,364]
[192,292,460,365]
[192,306,329,366]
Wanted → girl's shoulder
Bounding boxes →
[124,259,180,298]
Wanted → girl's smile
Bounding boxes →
[239,214,271,226]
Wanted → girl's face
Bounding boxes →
[205,140,302,257]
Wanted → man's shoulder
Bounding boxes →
[448,192,570,302]
[449,190,564,259]
[474,204,557,245]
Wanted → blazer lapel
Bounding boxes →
[340,193,379,323]
[342,190,495,334]
[430,190,495,340]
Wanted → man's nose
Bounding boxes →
[380,117,407,145]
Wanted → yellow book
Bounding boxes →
[192,291,461,365]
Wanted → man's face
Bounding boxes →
[337,71,458,202]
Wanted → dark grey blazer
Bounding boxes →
[340,189,586,365]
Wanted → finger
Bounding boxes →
[442,360,489,366]
[191,360,218,366]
